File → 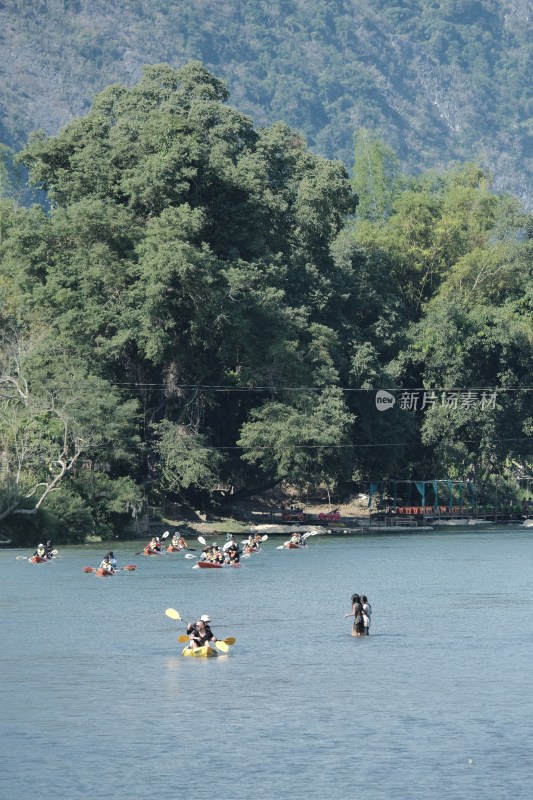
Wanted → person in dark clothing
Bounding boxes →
[344,593,365,636]
[186,615,218,649]
[225,543,241,563]
[361,595,372,635]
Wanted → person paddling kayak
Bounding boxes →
[186,615,218,650]
[33,543,48,559]
[170,532,188,549]
[98,555,116,574]
[224,537,241,564]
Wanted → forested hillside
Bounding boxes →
[0,0,532,206]
[1,64,532,541]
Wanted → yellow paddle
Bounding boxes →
[215,638,236,651]
[177,635,236,648]
[165,608,182,620]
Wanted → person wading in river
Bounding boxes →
[344,593,365,637]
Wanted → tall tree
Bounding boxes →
[13,62,359,505]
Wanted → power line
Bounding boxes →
[115,383,533,391]
[46,381,533,394]
[151,436,533,452]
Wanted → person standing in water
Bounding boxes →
[344,593,365,636]
[361,595,372,635]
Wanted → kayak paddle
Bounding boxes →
[177,634,235,647]
[165,608,182,620]
[84,565,136,573]
[215,637,236,651]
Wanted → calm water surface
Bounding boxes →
[1,529,532,799]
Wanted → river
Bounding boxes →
[1,528,532,800]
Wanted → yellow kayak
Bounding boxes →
[182,644,218,658]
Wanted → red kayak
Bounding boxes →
[30,555,50,563]
[284,542,307,549]
[197,560,241,569]
[143,547,162,556]
[96,568,114,576]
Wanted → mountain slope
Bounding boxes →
[0,0,531,205]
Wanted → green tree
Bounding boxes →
[0,330,140,528]
[238,387,355,493]
[151,419,224,498]
[14,63,359,501]
[352,128,402,222]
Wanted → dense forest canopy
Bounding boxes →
[1,63,532,541]
[0,0,531,207]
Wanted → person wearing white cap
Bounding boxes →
[186,615,218,650]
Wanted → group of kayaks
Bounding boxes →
[139,531,272,568]
[20,530,320,659]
